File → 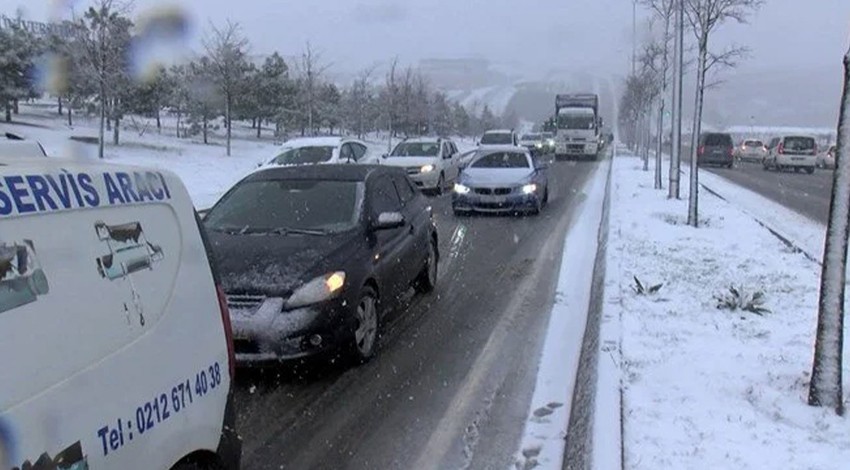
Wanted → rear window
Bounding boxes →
[480,133,513,145]
[703,134,733,146]
[471,152,530,169]
[783,137,815,151]
[744,140,764,148]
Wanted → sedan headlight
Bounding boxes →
[285,271,346,309]
[535,143,543,148]
[420,164,435,173]
[454,183,471,194]
[522,183,537,194]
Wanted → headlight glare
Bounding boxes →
[522,183,537,194]
[285,271,346,309]
[421,164,435,173]
[454,183,471,194]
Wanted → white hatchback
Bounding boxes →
[0,156,241,469]
[380,138,462,194]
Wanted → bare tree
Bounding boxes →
[204,20,249,156]
[642,0,675,189]
[345,65,377,139]
[684,0,762,227]
[638,41,664,171]
[297,42,330,136]
[76,0,133,158]
[808,46,850,416]
[384,57,399,154]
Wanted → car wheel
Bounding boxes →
[543,187,549,205]
[350,287,379,362]
[435,173,445,195]
[806,167,815,174]
[413,238,438,294]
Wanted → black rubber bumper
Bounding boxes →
[217,391,243,470]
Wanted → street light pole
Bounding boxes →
[669,0,684,199]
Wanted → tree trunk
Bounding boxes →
[252,117,257,129]
[176,109,182,138]
[113,116,120,145]
[156,108,161,131]
[98,93,105,159]
[687,40,708,228]
[257,118,262,138]
[5,102,11,122]
[13,99,19,115]
[58,96,63,115]
[655,99,665,189]
[67,107,72,127]
[808,47,850,415]
[203,116,209,144]
[669,0,684,200]
[226,94,232,156]
[642,114,650,171]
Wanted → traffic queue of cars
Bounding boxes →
[0,130,551,470]
[698,131,830,175]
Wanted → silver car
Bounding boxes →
[734,139,767,163]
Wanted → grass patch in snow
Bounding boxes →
[607,154,850,470]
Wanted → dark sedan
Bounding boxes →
[204,165,439,365]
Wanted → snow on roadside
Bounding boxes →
[513,156,611,469]
[607,154,850,469]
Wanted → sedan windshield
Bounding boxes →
[271,146,335,165]
[521,134,542,141]
[480,133,513,145]
[471,152,530,169]
[391,142,440,156]
[206,179,363,233]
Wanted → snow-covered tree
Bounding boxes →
[430,91,453,137]
[809,45,850,416]
[641,0,675,189]
[684,0,762,227]
[186,57,221,144]
[0,23,40,122]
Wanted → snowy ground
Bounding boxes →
[2,102,479,208]
[602,152,850,469]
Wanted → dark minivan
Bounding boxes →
[204,165,439,366]
[697,132,734,168]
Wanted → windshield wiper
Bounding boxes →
[267,227,329,236]
[208,225,252,235]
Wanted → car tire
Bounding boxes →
[543,187,549,205]
[806,167,815,174]
[349,286,380,363]
[413,238,438,294]
[435,173,445,195]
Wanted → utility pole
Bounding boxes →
[668,0,684,199]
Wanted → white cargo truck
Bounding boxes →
[554,94,603,160]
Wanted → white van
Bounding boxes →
[0,157,240,469]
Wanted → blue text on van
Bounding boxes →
[0,171,172,216]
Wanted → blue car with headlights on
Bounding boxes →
[452,146,549,216]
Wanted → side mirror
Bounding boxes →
[382,153,388,159]
[373,211,405,230]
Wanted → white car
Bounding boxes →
[260,136,377,167]
[0,156,241,469]
[764,135,818,173]
[479,129,519,148]
[380,137,462,194]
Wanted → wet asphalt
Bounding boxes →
[705,161,834,224]
[231,155,601,470]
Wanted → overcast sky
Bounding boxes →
[3,0,850,80]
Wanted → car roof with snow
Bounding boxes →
[473,145,529,155]
[280,136,345,148]
[483,129,514,135]
[248,163,405,182]
[400,136,443,143]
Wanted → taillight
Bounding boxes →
[216,285,236,380]
[778,143,785,154]
[698,145,705,155]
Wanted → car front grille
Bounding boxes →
[567,144,585,152]
[227,294,266,312]
[473,187,513,195]
[406,167,420,175]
